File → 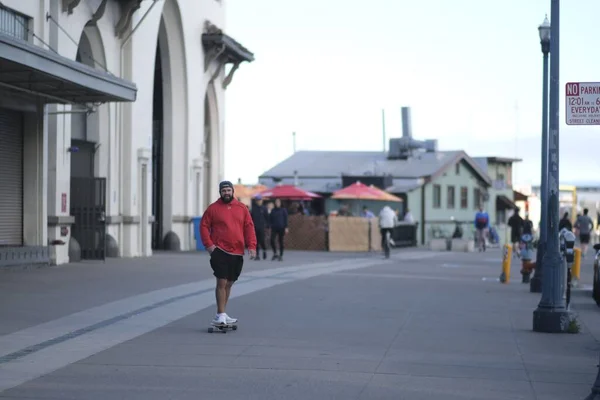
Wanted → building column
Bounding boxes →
[22,102,48,248]
[46,105,74,264]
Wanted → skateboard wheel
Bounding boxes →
[232,325,238,331]
[208,327,213,333]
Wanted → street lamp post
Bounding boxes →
[533,0,572,333]
[530,15,551,293]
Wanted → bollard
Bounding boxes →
[500,244,512,283]
[572,247,581,287]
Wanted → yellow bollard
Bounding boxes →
[572,247,581,286]
[500,244,512,283]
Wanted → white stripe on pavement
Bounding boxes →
[0,256,391,393]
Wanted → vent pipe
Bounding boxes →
[401,107,412,138]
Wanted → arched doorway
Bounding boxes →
[151,42,164,250]
[151,0,186,251]
[69,26,109,261]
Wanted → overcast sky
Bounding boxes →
[222,0,600,187]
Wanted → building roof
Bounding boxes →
[473,156,523,164]
[259,150,491,186]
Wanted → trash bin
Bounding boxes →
[191,216,205,251]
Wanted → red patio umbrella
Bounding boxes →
[331,181,383,200]
[258,185,322,201]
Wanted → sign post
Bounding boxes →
[565,82,600,125]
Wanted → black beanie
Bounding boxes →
[219,181,234,192]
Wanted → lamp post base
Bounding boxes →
[584,359,600,400]
[533,308,573,333]
[529,275,543,292]
[584,390,600,400]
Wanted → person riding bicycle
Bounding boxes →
[379,205,398,258]
[474,206,490,252]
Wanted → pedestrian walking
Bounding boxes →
[251,194,269,260]
[575,208,594,256]
[507,207,524,258]
[474,206,490,252]
[200,181,257,327]
[559,212,572,232]
[269,198,288,261]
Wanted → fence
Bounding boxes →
[328,217,370,252]
[268,214,418,253]
[283,214,327,251]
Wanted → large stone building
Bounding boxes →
[0,0,253,266]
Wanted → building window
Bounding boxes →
[474,188,481,209]
[433,184,441,208]
[447,185,455,208]
[460,187,468,209]
[455,163,460,175]
[0,5,30,41]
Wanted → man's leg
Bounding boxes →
[254,228,263,260]
[222,255,244,323]
[582,234,589,255]
[270,229,278,259]
[210,250,229,324]
[225,280,234,306]
[278,229,285,258]
[215,278,228,314]
[258,229,267,258]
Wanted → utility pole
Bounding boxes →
[292,131,296,153]
[533,0,572,333]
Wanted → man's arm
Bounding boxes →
[200,207,214,250]
[263,207,270,228]
[283,208,289,229]
[243,208,257,251]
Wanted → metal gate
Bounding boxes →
[70,177,107,260]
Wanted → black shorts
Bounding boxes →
[511,232,520,243]
[580,233,591,244]
[210,248,244,282]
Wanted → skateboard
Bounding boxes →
[208,321,238,334]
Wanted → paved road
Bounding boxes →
[0,248,599,399]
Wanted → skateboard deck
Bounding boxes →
[208,321,238,333]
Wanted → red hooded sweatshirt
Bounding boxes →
[200,198,257,255]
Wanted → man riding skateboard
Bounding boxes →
[200,181,257,326]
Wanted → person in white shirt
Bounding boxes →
[379,206,398,258]
[404,208,415,223]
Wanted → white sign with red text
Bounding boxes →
[565,82,600,125]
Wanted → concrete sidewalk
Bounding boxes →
[0,248,599,399]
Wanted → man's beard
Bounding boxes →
[221,194,233,203]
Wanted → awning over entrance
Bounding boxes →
[0,33,137,104]
[496,194,517,210]
[514,190,528,202]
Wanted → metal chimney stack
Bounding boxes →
[401,107,412,139]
